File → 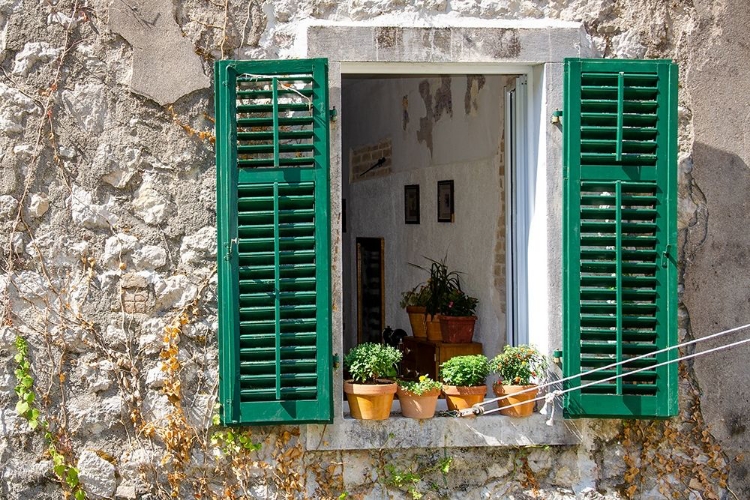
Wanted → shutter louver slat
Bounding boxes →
[216,58,332,425]
[563,58,678,419]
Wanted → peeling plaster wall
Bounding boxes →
[0,0,748,499]
[341,75,508,358]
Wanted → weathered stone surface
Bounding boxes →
[0,0,745,498]
[0,408,22,438]
[103,233,140,265]
[68,395,124,435]
[145,362,166,388]
[109,0,209,105]
[684,2,750,497]
[69,185,118,229]
[61,83,108,134]
[133,245,167,270]
[27,192,49,218]
[0,82,37,134]
[76,355,116,393]
[104,324,128,346]
[0,193,17,218]
[610,30,646,59]
[138,318,165,355]
[180,226,216,266]
[11,42,61,76]
[115,483,137,499]
[154,274,197,309]
[132,176,171,225]
[77,450,116,499]
[96,142,149,189]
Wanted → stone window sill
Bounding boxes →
[305,400,580,451]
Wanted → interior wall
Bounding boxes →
[341,74,509,357]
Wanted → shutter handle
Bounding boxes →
[661,244,671,268]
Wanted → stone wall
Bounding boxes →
[0,1,748,499]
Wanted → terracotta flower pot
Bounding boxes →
[406,306,427,338]
[439,315,477,343]
[344,380,397,420]
[441,385,487,412]
[493,383,538,417]
[396,387,440,419]
[425,314,442,341]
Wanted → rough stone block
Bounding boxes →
[77,450,116,499]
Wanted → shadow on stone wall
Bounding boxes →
[683,141,750,497]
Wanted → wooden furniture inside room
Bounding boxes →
[400,336,483,381]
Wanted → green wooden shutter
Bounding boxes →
[215,58,332,425]
[562,58,678,419]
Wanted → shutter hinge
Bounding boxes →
[329,106,338,122]
[332,354,340,370]
[553,350,563,368]
[224,238,237,261]
[551,109,563,125]
[661,244,672,268]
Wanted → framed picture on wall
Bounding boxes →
[437,180,454,223]
[404,184,420,224]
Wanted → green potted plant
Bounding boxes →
[439,354,490,411]
[439,288,479,343]
[400,284,431,339]
[344,343,403,420]
[410,257,480,343]
[490,345,548,417]
[424,258,460,341]
[396,375,443,419]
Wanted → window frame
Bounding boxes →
[331,61,555,423]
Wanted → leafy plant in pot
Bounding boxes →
[396,375,443,419]
[400,284,431,339]
[439,354,490,411]
[412,258,478,343]
[344,343,402,420]
[423,258,460,341]
[439,288,479,343]
[490,345,548,417]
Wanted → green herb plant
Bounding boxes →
[490,345,548,385]
[344,343,402,383]
[399,284,431,309]
[397,375,442,396]
[439,355,490,387]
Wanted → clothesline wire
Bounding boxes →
[459,322,750,418]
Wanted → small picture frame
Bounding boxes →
[437,180,454,223]
[404,184,420,224]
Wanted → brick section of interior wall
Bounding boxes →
[349,138,392,182]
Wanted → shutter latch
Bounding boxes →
[661,244,671,268]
